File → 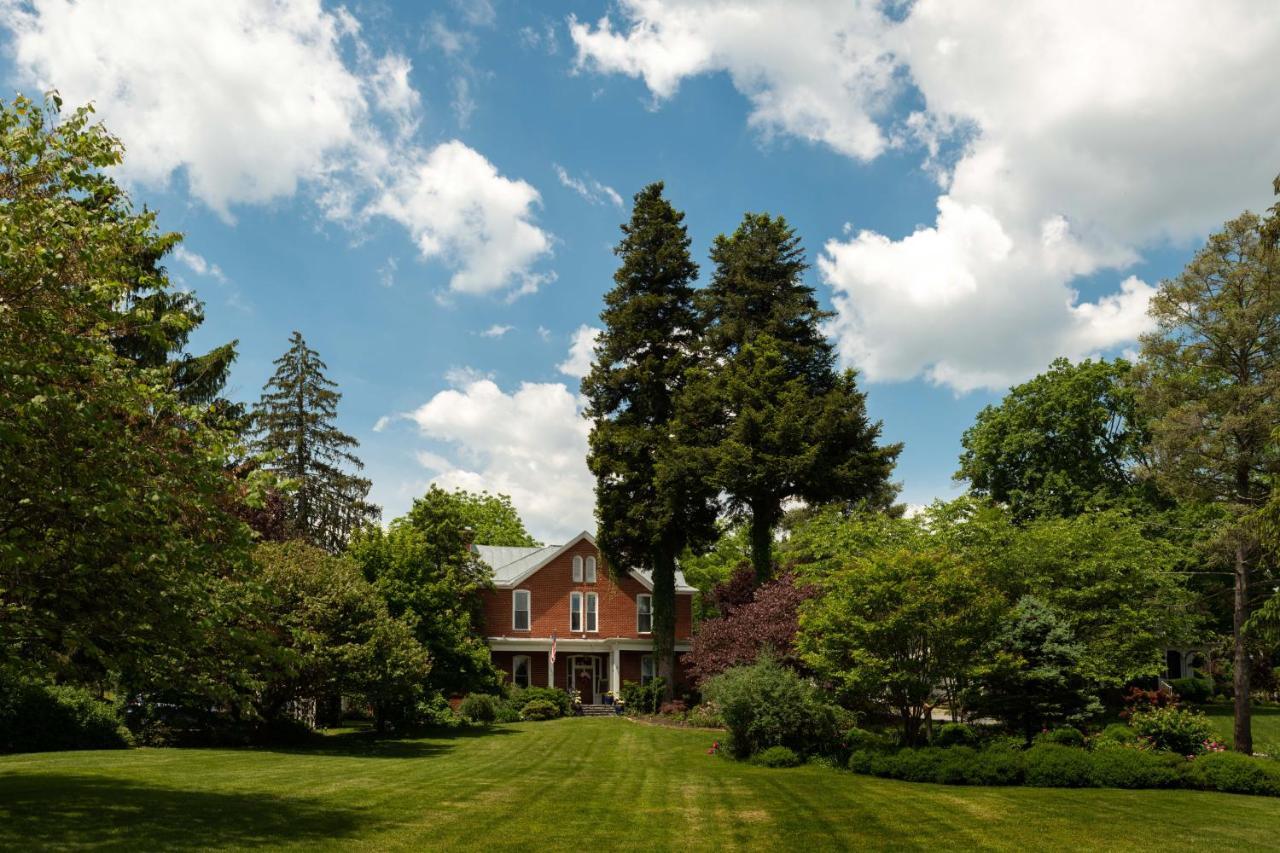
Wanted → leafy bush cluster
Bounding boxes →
[701,658,839,759]
[457,687,573,725]
[1168,677,1213,704]
[1129,707,1215,756]
[620,678,667,715]
[459,693,500,724]
[750,745,802,768]
[0,672,133,753]
[519,700,560,721]
[1034,726,1086,748]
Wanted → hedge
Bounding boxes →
[0,674,133,753]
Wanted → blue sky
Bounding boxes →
[5,1,1279,541]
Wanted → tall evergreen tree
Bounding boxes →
[252,332,378,552]
[685,213,901,581]
[584,183,719,696]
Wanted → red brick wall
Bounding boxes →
[480,538,692,641]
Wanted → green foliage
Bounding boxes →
[1169,677,1213,704]
[1023,744,1094,788]
[1097,723,1139,746]
[1130,707,1214,756]
[968,596,1100,739]
[1182,751,1280,797]
[349,491,499,697]
[1034,727,1085,748]
[681,213,900,581]
[447,490,538,547]
[249,542,431,729]
[797,536,1001,745]
[519,699,560,722]
[1087,744,1181,789]
[620,678,666,715]
[251,331,378,552]
[509,687,571,718]
[956,358,1155,520]
[750,745,801,768]
[585,183,719,694]
[701,658,839,758]
[935,723,979,748]
[0,93,260,693]
[0,671,132,753]
[458,694,500,724]
[1137,209,1280,755]
[843,727,895,753]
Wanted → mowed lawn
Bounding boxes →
[1199,704,1280,757]
[4,719,1280,852]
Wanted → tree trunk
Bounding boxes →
[749,506,773,583]
[652,545,678,703]
[1233,539,1253,754]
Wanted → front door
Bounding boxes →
[573,657,595,703]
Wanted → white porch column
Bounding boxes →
[548,649,555,687]
[609,645,620,695]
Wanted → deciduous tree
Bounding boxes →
[1135,211,1280,754]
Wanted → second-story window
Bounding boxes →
[636,594,652,634]
[585,556,597,583]
[570,591,583,632]
[585,592,598,632]
[572,555,584,583]
[513,589,531,632]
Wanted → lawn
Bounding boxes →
[1199,703,1280,757]
[3,718,1280,852]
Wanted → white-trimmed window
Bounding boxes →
[512,655,532,688]
[570,591,583,632]
[641,655,655,685]
[636,594,653,634]
[513,589,531,632]
[572,555,584,583]
[585,592,598,632]
[585,556,597,583]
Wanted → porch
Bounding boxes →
[488,637,690,703]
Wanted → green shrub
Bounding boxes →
[1182,751,1280,797]
[509,686,571,718]
[935,746,980,784]
[750,745,801,768]
[843,726,894,752]
[519,699,560,721]
[1087,743,1181,789]
[0,674,132,753]
[1024,744,1095,787]
[1035,726,1085,748]
[686,702,724,728]
[620,678,666,715]
[1169,677,1213,704]
[1096,723,1138,746]
[935,723,978,748]
[966,744,1026,785]
[701,658,839,759]
[459,693,500,724]
[414,693,463,728]
[494,702,522,724]
[1130,706,1213,756]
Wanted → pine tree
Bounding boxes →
[584,183,719,697]
[686,213,901,581]
[252,332,378,552]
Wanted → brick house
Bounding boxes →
[475,531,693,703]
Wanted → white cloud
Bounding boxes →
[371,142,553,298]
[537,325,553,342]
[558,325,601,379]
[372,415,392,433]
[444,365,494,387]
[172,245,226,284]
[406,376,593,543]
[2,0,553,299]
[377,256,397,288]
[572,1,1280,391]
[570,1,897,161]
[480,324,514,338]
[554,164,624,207]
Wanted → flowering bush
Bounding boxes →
[1130,706,1214,756]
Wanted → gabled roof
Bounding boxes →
[473,530,695,593]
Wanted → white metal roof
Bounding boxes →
[472,530,695,593]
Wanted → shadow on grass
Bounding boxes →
[262,723,519,759]
[0,773,377,849]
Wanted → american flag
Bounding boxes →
[549,631,557,669]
